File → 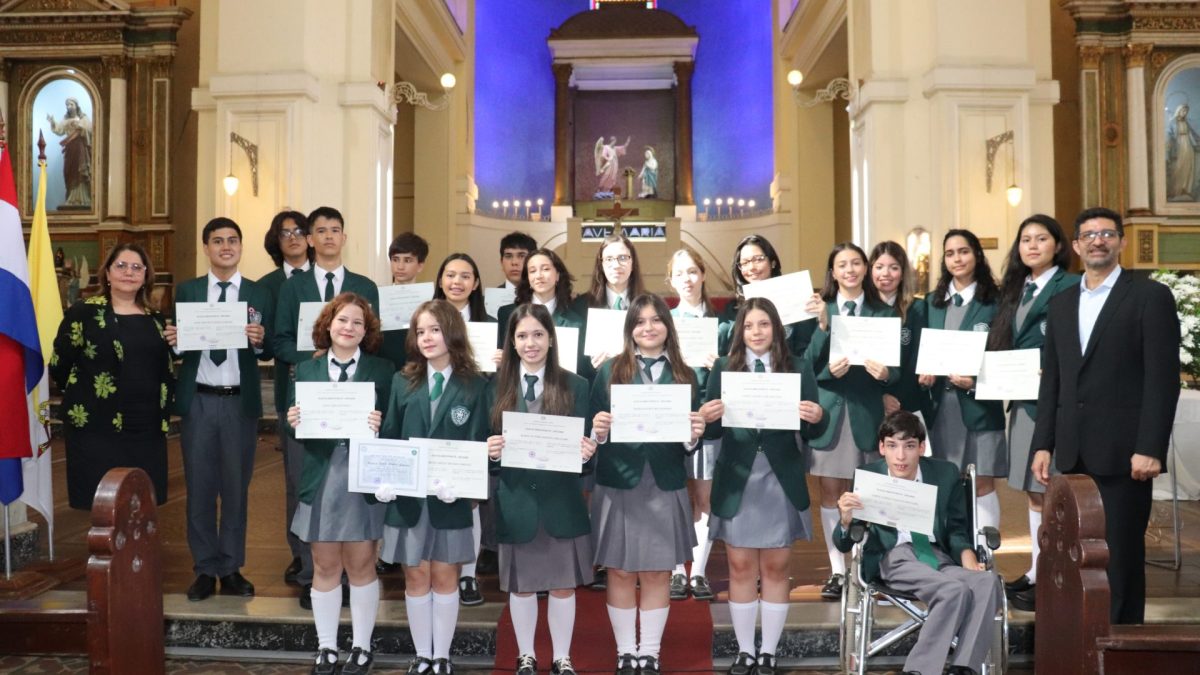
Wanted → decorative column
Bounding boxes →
[552,63,573,206]
[1125,43,1153,213]
[1079,45,1106,208]
[673,61,695,206]
[103,56,128,219]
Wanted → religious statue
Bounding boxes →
[637,146,658,199]
[1167,103,1200,201]
[46,97,93,209]
[594,135,630,199]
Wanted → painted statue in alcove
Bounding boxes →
[637,146,658,198]
[594,135,631,198]
[45,97,93,208]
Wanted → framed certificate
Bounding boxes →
[501,411,585,473]
[348,438,429,495]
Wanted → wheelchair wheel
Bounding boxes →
[839,574,863,674]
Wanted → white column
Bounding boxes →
[1125,44,1152,211]
[107,70,128,219]
[0,58,9,135]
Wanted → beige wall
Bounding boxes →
[171,0,201,279]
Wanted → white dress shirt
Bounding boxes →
[519,363,546,401]
[283,260,311,278]
[605,286,629,310]
[197,271,244,387]
[891,465,936,545]
[945,280,977,306]
[1078,265,1122,352]
[836,291,864,316]
[327,347,363,381]
[532,295,557,315]
[745,348,772,372]
[313,263,346,298]
[1026,265,1059,301]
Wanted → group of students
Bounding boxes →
[251,206,1078,675]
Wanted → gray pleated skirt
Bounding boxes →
[590,463,697,572]
[380,500,475,567]
[710,452,812,548]
[809,407,872,480]
[929,390,1008,477]
[291,444,386,543]
[687,439,719,481]
[1006,406,1058,493]
[499,527,595,593]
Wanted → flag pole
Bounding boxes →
[36,132,54,562]
[3,503,11,579]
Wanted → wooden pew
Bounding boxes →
[1036,474,1200,674]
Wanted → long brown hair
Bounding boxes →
[583,233,646,308]
[514,248,574,309]
[401,299,481,388]
[312,292,382,355]
[820,242,882,307]
[99,242,155,309]
[609,293,697,393]
[866,241,914,321]
[725,297,794,374]
[490,304,575,430]
[666,247,715,316]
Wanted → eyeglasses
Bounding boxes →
[112,261,146,273]
[602,255,632,266]
[1077,229,1120,243]
[279,228,307,240]
[738,254,768,270]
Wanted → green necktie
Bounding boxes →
[524,374,538,402]
[754,358,765,373]
[1021,282,1037,306]
[843,300,856,316]
[332,357,355,382]
[614,296,625,310]
[324,271,336,302]
[430,371,445,401]
[951,293,964,307]
[911,532,940,570]
[209,281,232,366]
[289,267,301,277]
[638,355,664,382]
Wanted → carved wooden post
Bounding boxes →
[87,468,164,674]
[1035,474,1111,675]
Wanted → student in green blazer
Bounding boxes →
[806,243,900,602]
[698,298,827,675]
[834,411,1001,675]
[867,242,934,421]
[571,233,648,372]
[985,216,1080,608]
[284,293,394,675]
[377,300,489,675]
[718,234,816,357]
[379,232,430,370]
[496,248,588,382]
[167,218,274,603]
[917,229,1007,535]
[589,294,707,675]
[483,304,596,675]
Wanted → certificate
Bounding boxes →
[296,301,325,352]
[852,469,939,536]
[556,325,580,374]
[413,437,490,500]
[743,270,818,325]
[379,282,434,331]
[584,308,627,356]
[914,328,988,376]
[467,322,499,373]
[347,438,429,495]
[674,316,718,368]
[610,384,692,443]
[975,349,1041,401]
[501,411,585,474]
[484,287,516,319]
[294,381,375,439]
[175,301,248,352]
[720,371,802,431]
[830,315,902,367]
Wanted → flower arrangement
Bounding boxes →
[1151,270,1200,383]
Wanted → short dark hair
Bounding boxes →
[500,231,537,256]
[878,410,927,444]
[264,210,311,266]
[389,232,430,262]
[1074,207,1123,237]
[307,206,345,228]
[202,217,241,244]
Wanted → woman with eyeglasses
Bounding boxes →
[50,243,177,509]
[720,235,816,357]
[572,232,647,370]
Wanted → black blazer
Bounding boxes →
[1031,272,1180,476]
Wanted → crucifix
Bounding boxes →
[595,187,639,235]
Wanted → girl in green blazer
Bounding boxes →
[496,248,587,376]
[484,304,597,675]
[698,298,826,675]
[285,293,394,675]
[718,234,816,357]
[917,229,1007,534]
[986,215,1080,600]
[589,294,707,675]
[868,241,934,421]
[806,242,899,601]
[377,299,489,675]
[571,232,649,371]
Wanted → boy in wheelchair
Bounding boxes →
[834,411,1003,675]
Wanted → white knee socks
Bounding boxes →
[432,590,459,659]
[548,594,576,660]
[977,491,1000,532]
[311,585,342,651]
[405,592,434,659]
[692,512,712,578]
[509,593,538,656]
[1027,508,1043,583]
[349,580,380,651]
[821,507,847,575]
[607,604,638,655]
[759,600,789,655]
[728,599,758,655]
[462,508,482,578]
[637,606,669,660]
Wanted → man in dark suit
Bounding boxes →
[166,217,274,601]
[1031,206,1180,624]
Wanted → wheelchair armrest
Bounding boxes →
[849,520,867,543]
[980,525,1001,551]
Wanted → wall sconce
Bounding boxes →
[787,69,856,108]
[224,131,259,197]
[906,227,932,294]
[985,129,1022,206]
[393,73,457,111]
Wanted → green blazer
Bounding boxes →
[273,267,380,404]
[589,359,700,492]
[486,372,593,544]
[260,266,304,412]
[289,352,395,505]
[704,354,827,518]
[885,300,934,420]
[1009,270,1080,416]
[173,276,274,419]
[922,294,1005,431]
[717,299,815,357]
[670,305,716,394]
[380,369,489,530]
[806,300,901,451]
[495,302,589,377]
[833,457,973,583]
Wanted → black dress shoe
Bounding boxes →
[1004,574,1033,593]
[1009,585,1036,612]
[820,573,844,601]
[551,656,578,674]
[690,575,714,600]
[669,573,688,600]
[186,574,216,602]
[727,651,756,675]
[311,648,339,675]
[614,652,638,675]
[477,548,499,575]
[376,559,402,575]
[405,656,433,674]
[755,652,777,675]
[220,572,255,597]
[458,576,484,606]
[590,566,608,590]
[515,653,537,675]
[299,584,313,610]
[431,657,455,674]
[285,557,303,585]
[341,646,374,674]
[638,655,661,674]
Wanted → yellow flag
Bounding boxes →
[27,159,61,359]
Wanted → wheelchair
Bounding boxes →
[838,464,1009,674]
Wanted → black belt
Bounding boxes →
[197,384,241,396]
